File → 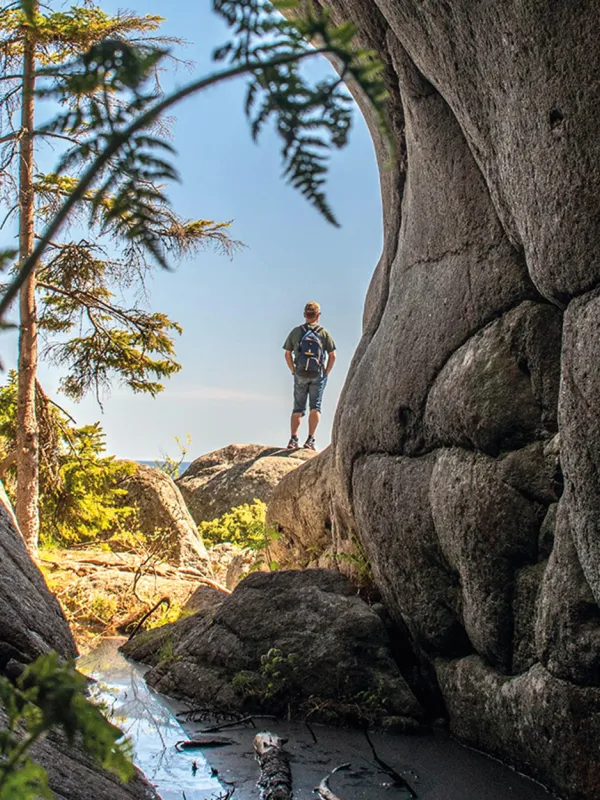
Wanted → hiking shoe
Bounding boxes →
[303,436,317,451]
[287,436,299,450]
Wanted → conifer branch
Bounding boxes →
[0,0,390,323]
[0,48,329,319]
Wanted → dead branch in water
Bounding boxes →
[364,729,417,797]
[314,762,351,800]
[199,715,256,733]
[254,732,292,800]
[127,596,170,640]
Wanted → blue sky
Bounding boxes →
[2,0,382,460]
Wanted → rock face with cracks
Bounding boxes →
[267,2,600,796]
[122,569,424,728]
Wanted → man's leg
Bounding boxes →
[290,411,303,437]
[289,376,308,447]
[305,375,327,446]
[308,409,320,437]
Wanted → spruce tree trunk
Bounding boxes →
[15,24,38,553]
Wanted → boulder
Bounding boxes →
[183,584,228,613]
[176,444,314,524]
[122,569,424,728]
[266,446,336,568]
[535,500,600,686]
[118,464,208,566]
[429,448,544,671]
[424,302,562,455]
[436,657,600,800]
[0,485,76,665]
[559,288,600,606]
[353,453,467,656]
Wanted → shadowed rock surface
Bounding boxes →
[267,2,600,796]
[122,569,424,728]
[118,463,209,566]
[0,485,75,665]
[28,728,159,800]
[266,447,341,570]
[176,444,314,524]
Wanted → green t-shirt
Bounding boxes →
[283,323,336,375]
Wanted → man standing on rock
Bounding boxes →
[283,301,336,451]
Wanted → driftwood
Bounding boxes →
[176,567,232,593]
[254,732,293,800]
[314,763,351,800]
[175,735,237,751]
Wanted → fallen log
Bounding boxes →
[254,732,293,800]
[176,568,232,593]
[314,762,351,800]
[175,735,237,751]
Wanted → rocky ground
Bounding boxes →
[39,544,253,653]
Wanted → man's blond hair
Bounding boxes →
[304,301,320,320]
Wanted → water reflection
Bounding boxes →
[78,638,224,800]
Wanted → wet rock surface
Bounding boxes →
[122,569,423,727]
[176,444,313,524]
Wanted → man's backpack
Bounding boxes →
[296,325,325,374]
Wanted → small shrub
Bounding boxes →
[157,636,180,665]
[146,603,193,630]
[88,594,118,624]
[155,434,191,480]
[198,500,280,570]
[329,534,373,587]
[233,648,299,705]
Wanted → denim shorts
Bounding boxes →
[293,372,327,415]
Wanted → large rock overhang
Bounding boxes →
[275,3,600,797]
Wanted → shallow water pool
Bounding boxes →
[79,638,555,800]
[78,638,224,799]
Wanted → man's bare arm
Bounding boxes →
[325,351,337,376]
[285,350,295,374]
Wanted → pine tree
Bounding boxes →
[0,370,136,547]
[0,2,240,551]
